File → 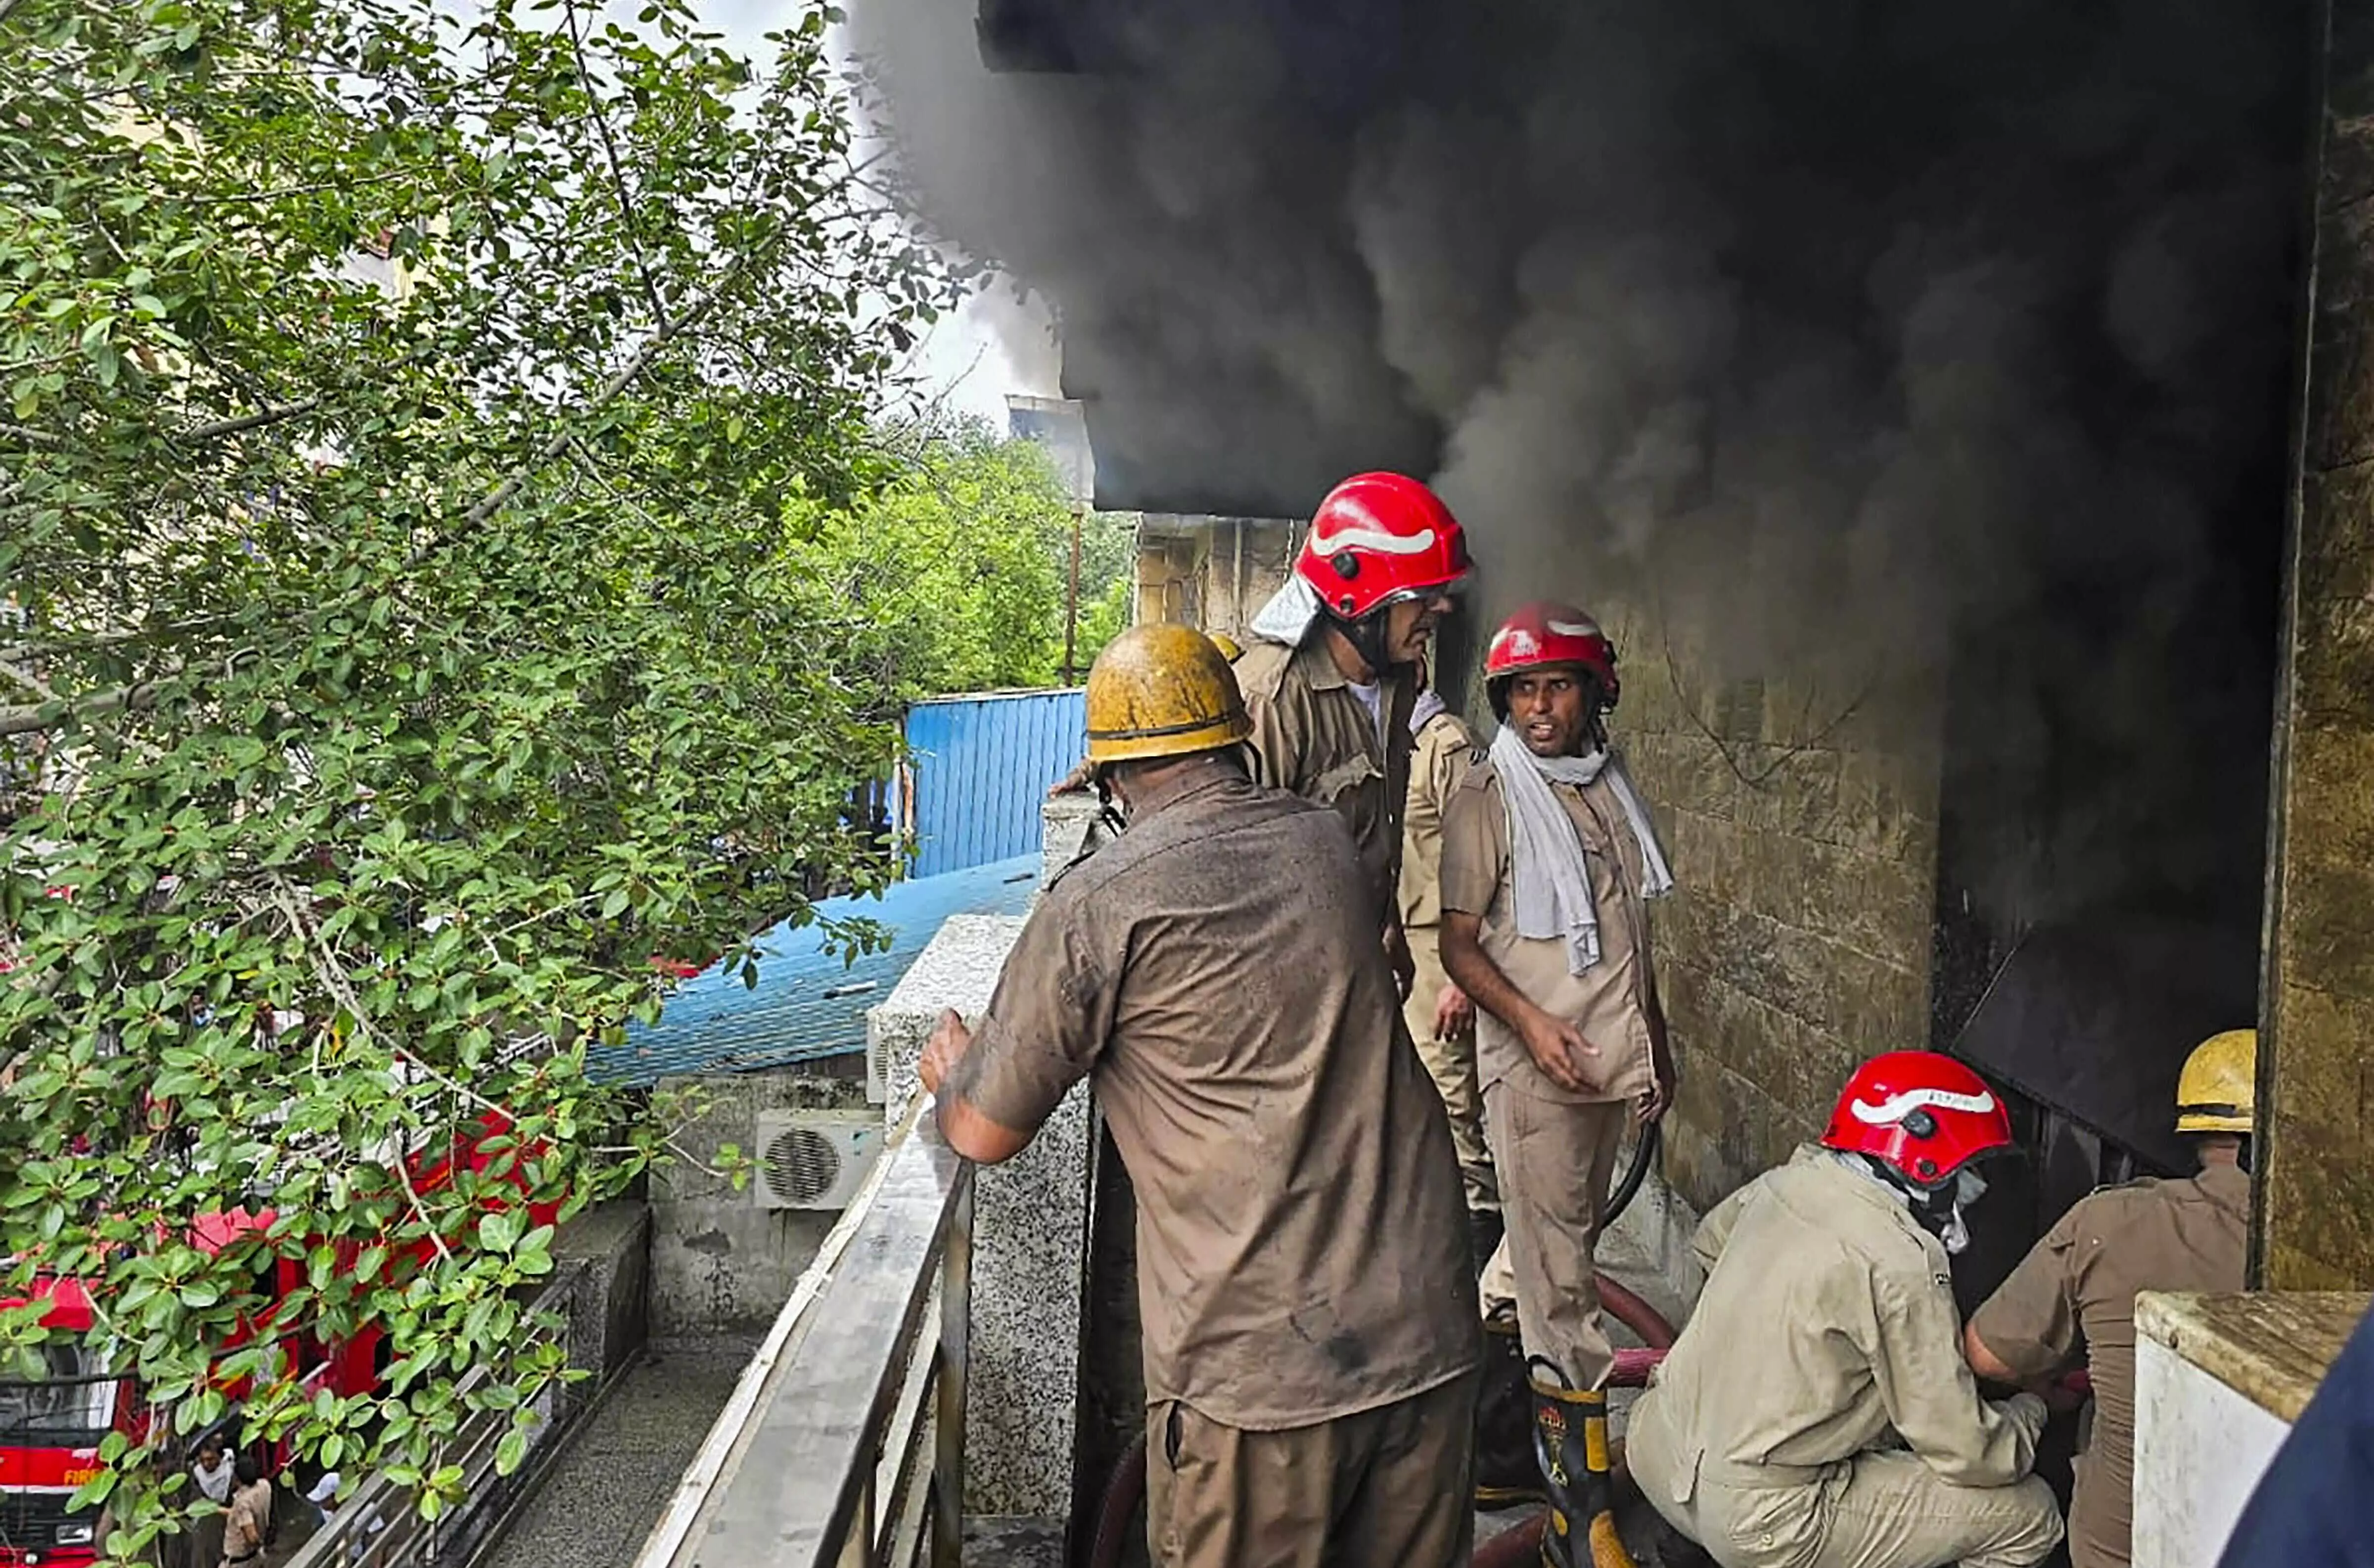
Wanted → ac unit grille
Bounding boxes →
[749,1111,881,1210]
[762,1126,842,1207]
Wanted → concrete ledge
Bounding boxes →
[2133,1290,2372,1568]
[2136,1289,2371,1423]
[870,912,1092,1519]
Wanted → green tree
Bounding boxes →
[796,419,1085,698]
[0,0,949,1551]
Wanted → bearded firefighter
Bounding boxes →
[1436,601,1677,1565]
[1628,1052,2064,1568]
[1235,471,1472,998]
[923,623,1481,1568]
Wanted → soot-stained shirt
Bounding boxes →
[947,771,1478,1429]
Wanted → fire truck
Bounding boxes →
[0,1117,559,1565]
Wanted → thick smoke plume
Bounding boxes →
[855,0,2306,931]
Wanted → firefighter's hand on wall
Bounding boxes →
[921,1008,974,1096]
[1432,982,1474,1040]
[1517,1006,1600,1094]
[1383,920,1415,1001]
[1047,756,1095,797]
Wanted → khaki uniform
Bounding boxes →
[950,770,1479,1568]
[1399,708,1495,1213]
[1438,760,1657,1387]
[1628,1147,2063,1568]
[220,1479,270,1568]
[1967,1165,2249,1568]
[1233,636,1415,929]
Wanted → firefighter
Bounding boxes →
[1628,1051,2064,1568]
[1235,471,1472,997]
[1962,1030,2256,1568]
[1436,601,1677,1563]
[1398,656,1499,1270]
[920,623,1480,1568]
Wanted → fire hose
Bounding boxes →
[1080,1126,1678,1568]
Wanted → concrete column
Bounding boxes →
[868,913,1093,1521]
[2259,0,2374,1290]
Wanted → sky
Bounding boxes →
[696,0,1058,431]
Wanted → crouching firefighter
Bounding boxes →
[1235,470,1472,1000]
[920,624,1483,1568]
[1437,602,1678,1567]
[1628,1052,2065,1568]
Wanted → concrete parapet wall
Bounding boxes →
[648,1073,869,1334]
[871,912,1091,1519]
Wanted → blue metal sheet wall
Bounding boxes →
[904,689,1087,877]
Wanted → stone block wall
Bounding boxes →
[1534,604,1947,1211]
[2260,0,2374,1290]
[870,912,1093,1519]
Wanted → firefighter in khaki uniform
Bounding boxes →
[1398,660,1500,1269]
[921,624,1481,1568]
[1437,602,1678,1566]
[1234,471,1472,998]
[1627,1052,2064,1568]
[1962,1030,2256,1568]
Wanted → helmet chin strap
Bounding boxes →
[1324,607,1397,680]
[1858,1155,1984,1254]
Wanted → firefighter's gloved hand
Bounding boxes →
[1996,1392,2050,1448]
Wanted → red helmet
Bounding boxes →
[1294,472,1473,621]
[1484,602,1620,708]
[1821,1051,2012,1190]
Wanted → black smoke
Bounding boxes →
[856,0,2308,942]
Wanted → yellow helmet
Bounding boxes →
[1085,624,1253,765]
[2175,1029,2257,1134]
[1207,632,1243,662]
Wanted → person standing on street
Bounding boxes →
[1437,601,1677,1565]
[1963,1030,2256,1568]
[921,623,1481,1568]
[1627,1052,2064,1568]
[219,1453,272,1568]
[1234,471,1472,999]
[1399,658,1498,1271]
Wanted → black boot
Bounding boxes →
[1473,1306,1543,1508]
[1530,1360,1633,1568]
[1468,1208,1505,1277]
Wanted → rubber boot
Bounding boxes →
[1530,1359,1636,1568]
[1473,1306,1544,1508]
[1468,1208,1506,1277]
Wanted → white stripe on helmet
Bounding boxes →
[1848,1085,1997,1124]
[1309,519,1438,556]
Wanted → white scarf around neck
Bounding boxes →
[1489,723,1675,976]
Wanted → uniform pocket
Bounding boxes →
[1313,752,1382,807]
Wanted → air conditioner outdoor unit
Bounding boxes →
[750,1111,884,1211]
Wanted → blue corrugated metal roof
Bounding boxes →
[905,689,1086,878]
[587,854,1041,1086]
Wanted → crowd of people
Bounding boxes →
[915,469,2330,1568]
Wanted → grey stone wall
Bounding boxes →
[870,912,1092,1519]
[2261,0,2374,1290]
[647,1072,870,1334]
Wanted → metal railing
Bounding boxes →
[281,1277,576,1568]
[633,1100,974,1568]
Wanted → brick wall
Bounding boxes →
[2260,0,2374,1290]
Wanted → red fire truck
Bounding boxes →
[0,1118,559,1565]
